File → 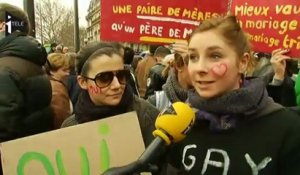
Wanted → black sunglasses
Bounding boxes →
[82,69,129,88]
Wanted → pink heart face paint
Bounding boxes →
[211,63,227,77]
[89,85,101,94]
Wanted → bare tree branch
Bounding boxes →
[35,0,82,49]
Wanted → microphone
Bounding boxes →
[102,102,195,175]
[153,101,196,144]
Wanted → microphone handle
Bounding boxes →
[138,137,165,164]
[101,137,165,175]
[101,160,140,175]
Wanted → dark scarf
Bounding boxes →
[162,70,188,103]
[188,78,271,131]
[75,86,134,123]
[0,32,47,66]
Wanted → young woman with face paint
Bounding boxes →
[163,15,300,175]
[61,46,160,147]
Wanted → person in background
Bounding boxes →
[55,45,63,53]
[294,67,300,105]
[250,52,273,84]
[145,46,171,99]
[61,46,160,147]
[163,15,300,175]
[45,53,72,129]
[124,46,140,96]
[147,53,192,111]
[65,52,81,108]
[266,48,297,107]
[292,68,300,114]
[0,3,53,141]
[62,46,69,54]
[135,45,160,98]
[49,43,57,54]
[240,49,298,107]
[131,55,142,72]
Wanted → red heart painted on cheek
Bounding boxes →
[89,85,101,94]
[211,63,227,77]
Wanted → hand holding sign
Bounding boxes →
[172,40,189,59]
[270,48,291,80]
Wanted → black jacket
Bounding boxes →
[66,69,81,108]
[145,63,166,99]
[266,75,296,107]
[0,33,53,141]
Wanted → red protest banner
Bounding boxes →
[231,0,300,57]
[100,0,228,44]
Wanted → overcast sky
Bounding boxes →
[0,0,91,27]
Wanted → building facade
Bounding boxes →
[86,0,100,42]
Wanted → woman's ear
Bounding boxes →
[174,62,182,73]
[239,52,250,74]
[77,75,88,90]
[175,67,183,73]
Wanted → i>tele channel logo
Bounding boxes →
[5,12,25,36]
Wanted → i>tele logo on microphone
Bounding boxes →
[5,12,25,36]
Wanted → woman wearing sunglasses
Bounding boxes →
[62,46,160,147]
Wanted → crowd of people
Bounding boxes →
[0,2,300,175]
